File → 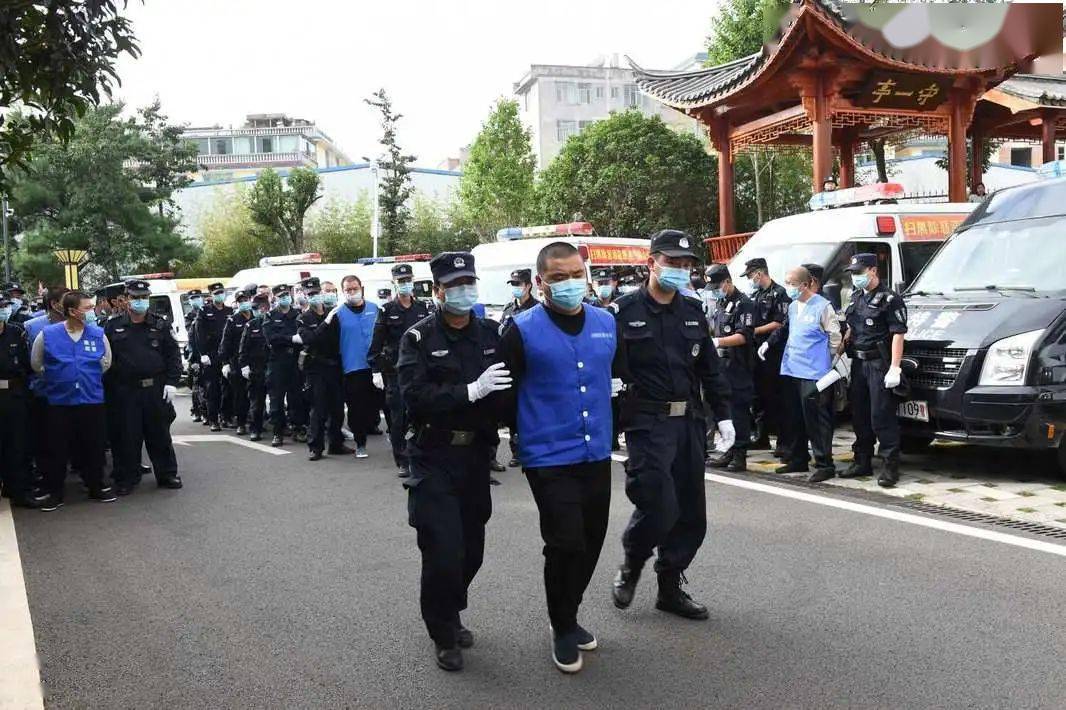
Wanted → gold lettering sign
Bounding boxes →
[856,73,948,111]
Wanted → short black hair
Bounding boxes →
[61,290,90,315]
[44,286,69,308]
[341,274,362,288]
[536,241,580,274]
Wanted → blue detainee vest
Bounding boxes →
[515,304,615,468]
[24,315,52,392]
[41,322,106,406]
[338,301,379,373]
[780,294,832,381]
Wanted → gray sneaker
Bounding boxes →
[355,446,368,459]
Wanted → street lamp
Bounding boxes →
[2,195,12,282]
[361,156,382,258]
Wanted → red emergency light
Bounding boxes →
[875,215,896,235]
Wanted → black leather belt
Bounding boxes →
[0,379,24,391]
[632,398,690,417]
[855,349,881,361]
[415,425,479,447]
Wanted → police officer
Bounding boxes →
[842,253,907,487]
[499,268,537,468]
[0,295,39,507]
[298,278,350,460]
[610,230,733,620]
[262,284,304,447]
[616,268,641,296]
[398,251,506,672]
[104,280,183,495]
[743,257,791,455]
[195,282,232,431]
[184,289,205,422]
[219,284,257,436]
[587,267,617,307]
[2,283,32,325]
[704,264,755,472]
[238,293,271,442]
[368,264,430,476]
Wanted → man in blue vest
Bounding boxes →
[775,266,841,482]
[23,286,67,481]
[497,242,621,674]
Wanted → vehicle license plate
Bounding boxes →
[897,400,929,422]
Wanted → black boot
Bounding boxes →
[839,454,873,478]
[655,572,709,620]
[878,457,900,488]
[611,559,643,609]
[435,644,463,672]
[725,450,747,472]
[706,448,733,469]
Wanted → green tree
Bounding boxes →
[457,99,536,241]
[9,103,198,284]
[733,150,813,233]
[535,111,716,238]
[306,194,373,263]
[0,1,140,188]
[365,89,416,254]
[245,167,322,254]
[396,192,476,255]
[705,0,790,65]
[187,190,285,277]
[130,98,198,218]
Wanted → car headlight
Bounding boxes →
[978,329,1044,386]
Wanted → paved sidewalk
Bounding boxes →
[740,428,1066,529]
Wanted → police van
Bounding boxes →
[717,183,976,310]
[471,222,650,318]
[898,176,1066,473]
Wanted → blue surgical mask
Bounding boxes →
[130,298,150,314]
[277,295,292,308]
[309,294,324,307]
[656,265,692,292]
[511,285,525,300]
[9,298,22,310]
[597,284,613,300]
[710,288,725,300]
[442,284,478,314]
[396,282,414,296]
[786,286,801,301]
[83,310,98,325]
[548,278,587,311]
[852,273,870,290]
[212,293,225,305]
[0,307,10,322]
[323,292,338,307]
[238,301,253,313]
[296,295,309,307]
[189,297,203,309]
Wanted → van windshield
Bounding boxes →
[728,243,838,283]
[909,215,1066,296]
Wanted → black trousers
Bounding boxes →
[526,461,611,635]
[307,364,345,453]
[384,373,409,466]
[43,403,108,499]
[622,413,707,574]
[27,390,49,473]
[850,358,900,461]
[267,354,304,434]
[343,370,376,447]
[203,363,223,424]
[0,389,30,499]
[407,443,493,648]
[112,382,178,486]
[722,362,754,452]
[247,372,266,434]
[189,368,203,417]
[783,376,835,472]
[226,367,249,428]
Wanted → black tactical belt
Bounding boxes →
[855,349,882,361]
[137,378,158,388]
[0,379,23,390]
[632,398,690,417]
[415,425,479,447]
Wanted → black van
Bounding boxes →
[899,177,1066,473]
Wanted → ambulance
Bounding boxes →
[471,222,651,318]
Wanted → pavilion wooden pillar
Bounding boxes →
[970,129,984,192]
[1041,109,1057,165]
[947,88,970,203]
[711,118,735,236]
[838,129,857,188]
[811,73,833,193]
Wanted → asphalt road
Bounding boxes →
[12,403,1066,709]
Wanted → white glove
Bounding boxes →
[162,385,176,403]
[240,365,251,380]
[717,419,736,452]
[221,364,231,378]
[324,305,342,325]
[291,334,303,345]
[610,378,624,397]
[200,354,211,366]
[757,342,770,361]
[712,337,721,349]
[372,372,384,390]
[466,362,512,402]
[884,365,902,389]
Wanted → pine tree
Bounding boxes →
[365,89,416,255]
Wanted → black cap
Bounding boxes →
[591,267,614,282]
[377,288,392,299]
[742,258,768,277]
[507,268,532,285]
[706,263,731,285]
[615,265,637,280]
[2,282,24,295]
[299,276,321,294]
[240,283,258,297]
[207,282,225,294]
[97,282,126,300]
[125,279,151,297]
[823,175,837,185]
[430,252,477,285]
[391,263,413,279]
[272,284,291,296]
[801,263,824,282]
[845,253,878,273]
[252,293,271,307]
[649,229,698,260]
[185,288,203,298]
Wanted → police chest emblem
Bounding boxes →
[483,348,495,355]
[679,237,690,248]
[691,343,700,357]
[389,315,400,320]
[151,340,159,348]
[453,256,465,268]
[723,325,732,333]
[431,350,449,357]
[684,321,698,327]
[627,321,646,328]
[115,328,125,333]
[865,318,874,326]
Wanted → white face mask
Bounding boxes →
[346,290,363,306]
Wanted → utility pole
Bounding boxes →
[2,195,10,282]
[370,159,381,258]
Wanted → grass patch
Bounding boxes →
[1055,502,1066,507]
[916,479,933,484]
[946,488,966,493]
[1052,483,1066,492]
[856,476,871,482]
[1017,507,1037,513]
[980,497,997,502]
[905,493,925,501]
[983,483,998,488]
[949,473,968,479]
[1017,491,1036,497]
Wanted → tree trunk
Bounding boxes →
[870,139,888,183]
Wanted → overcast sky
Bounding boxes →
[113,0,718,167]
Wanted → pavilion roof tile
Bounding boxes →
[996,74,1066,108]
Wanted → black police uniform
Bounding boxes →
[184,292,205,421]
[262,290,304,442]
[219,292,255,434]
[610,230,731,616]
[104,285,182,491]
[748,260,791,450]
[297,280,347,457]
[237,302,270,439]
[498,268,537,465]
[709,277,755,469]
[0,318,33,504]
[368,265,431,470]
[398,252,502,659]
[195,285,233,428]
[844,258,907,482]
[2,284,31,326]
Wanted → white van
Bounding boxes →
[123,275,230,351]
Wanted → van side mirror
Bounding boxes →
[823,281,842,310]
[895,281,907,294]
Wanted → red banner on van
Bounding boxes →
[899,214,968,241]
[585,244,650,265]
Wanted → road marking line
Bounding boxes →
[0,499,45,710]
[171,435,290,456]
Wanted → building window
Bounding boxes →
[233,136,253,154]
[258,136,274,154]
[610,86,620,99]
[212,137,232,155]
[555,81,578,105]
[595,86,604,100]
[1058,145,1064,161]
[556,120,578,142]
[578,83,592,104]
[578,120,595,132]
[624,84,640,108]
[1010,146,1032,167]
[189,138,209,155]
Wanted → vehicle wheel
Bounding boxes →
[900,434,934,454]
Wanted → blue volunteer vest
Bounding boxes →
[41,322,106,406]
[780,293,833,381]
[515,304,615,468]
[24,315,52,392]
[338,301,379,373]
